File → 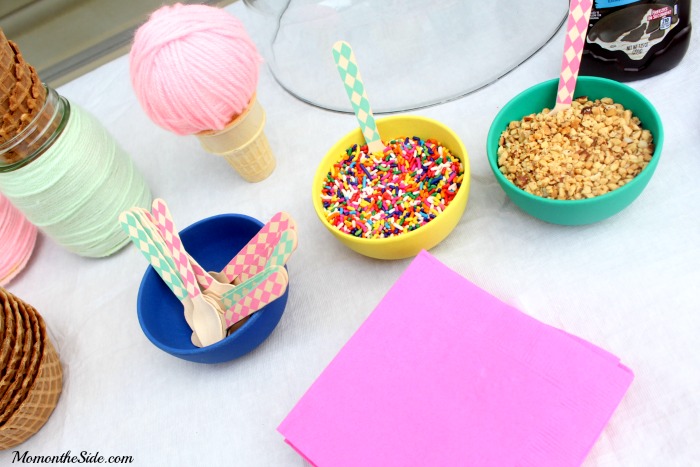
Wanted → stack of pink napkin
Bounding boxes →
[278,251,633,466]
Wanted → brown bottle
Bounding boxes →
[580,0,692,81]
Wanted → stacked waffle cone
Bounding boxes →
[0,288,62,450]
[0,28,47,164]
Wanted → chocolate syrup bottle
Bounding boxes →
[580,0,692,81]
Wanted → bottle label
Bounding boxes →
[587,3,679,60]
[594,0,641,8]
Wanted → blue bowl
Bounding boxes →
[136,213,289,364]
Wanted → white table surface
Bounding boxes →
[2,2,699,466]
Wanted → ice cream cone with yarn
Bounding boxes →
[196,93,275,182]
[129,3,275,182]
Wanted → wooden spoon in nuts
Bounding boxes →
[550,0,593,116]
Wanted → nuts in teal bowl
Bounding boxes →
[486,76,663,225]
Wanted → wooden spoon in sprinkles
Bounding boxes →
[332,41,385,154]
[550,0,593,116]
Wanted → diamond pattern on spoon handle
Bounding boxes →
[151,199,200,298]
[224,268,289,328]
[221,264,284,311]
[119,211,188,301]
[237,228,297,284]
[267,229,297,268]
[188,258,214,290]
[136,209,180,278]
[332,41,383,153]
[555,0,593,108]
[221,211,296,283]
[148,203,214,290]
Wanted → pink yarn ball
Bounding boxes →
[129,3,261,135]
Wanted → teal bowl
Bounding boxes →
[486,76,663,225]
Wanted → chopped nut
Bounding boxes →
[496,97,653,200]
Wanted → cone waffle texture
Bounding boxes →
[197,95,276,183]
[0,28,47,164]
[0,296,32,417]
[0,293,25,410]
[0,35,16,112]
[0,296,39,425]
[0,293,14,381]
[0,288,62,450]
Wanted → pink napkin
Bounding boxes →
[278,251,633,467]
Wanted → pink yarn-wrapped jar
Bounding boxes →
[0,193,37,285]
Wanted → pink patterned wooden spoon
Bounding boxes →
[150,199,226,347]
[220,228,297,330]
[148,201,235,301]
[222,265,289,331]
[209,211,296,285]
[551,0,593,116]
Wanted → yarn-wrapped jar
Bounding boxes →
[0,85,152,257]
[0,193,37,286]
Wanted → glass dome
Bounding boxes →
[243,0,567,113]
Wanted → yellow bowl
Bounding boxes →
[312,115,470,260]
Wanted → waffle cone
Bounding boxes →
[0,333,61,449]
[2,42,33,114]
[0,297,4,355]
[0,291,25,411]
[0,296,40,425]
[0,28,47,158]
[0,292,15,377]
[0,47,45,141]
[0,85,58,166]
[196,94,276,183]
[0,32,14,112]
[0,289,61,450]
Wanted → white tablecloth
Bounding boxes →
[2,2,699,466]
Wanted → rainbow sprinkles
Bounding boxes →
[320,137,464,239]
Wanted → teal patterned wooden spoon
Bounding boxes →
[119,210,188,303]
[332,41,385,154]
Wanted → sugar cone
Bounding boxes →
[196,93,276,183]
